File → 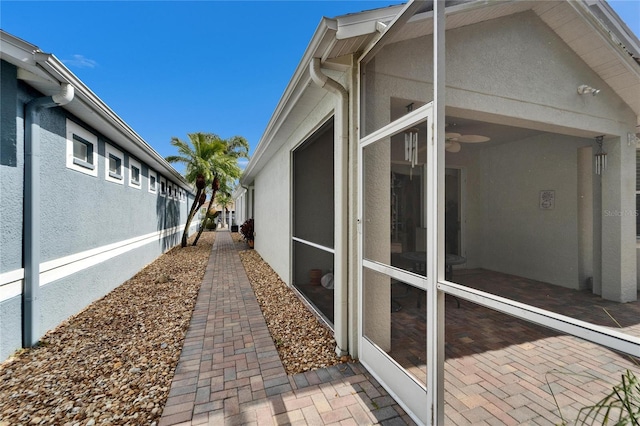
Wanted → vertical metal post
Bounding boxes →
[431,1,446,424]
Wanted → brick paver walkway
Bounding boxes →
[159,231,414,425]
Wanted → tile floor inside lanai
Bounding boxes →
[160,230,640,425]
[390,270,640,425]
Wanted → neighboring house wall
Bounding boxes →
[1,62,22,274]
[0,65,195,361]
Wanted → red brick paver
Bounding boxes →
[159,231,413,425]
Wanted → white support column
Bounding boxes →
[601,135,637,302]
[348,54,361,358]
[430,1,446,424]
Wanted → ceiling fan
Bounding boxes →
[445,131,490,153]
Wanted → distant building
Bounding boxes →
[0,30,196,361]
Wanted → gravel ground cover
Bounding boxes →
[238,244,353,374]
[0,232,215,426]
[0,231,350,425]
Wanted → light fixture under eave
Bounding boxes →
[578,84,600,96]
[595,135,607,175]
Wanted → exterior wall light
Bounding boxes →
[578,84,600,96]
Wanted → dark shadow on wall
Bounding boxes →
[156,194,181,252]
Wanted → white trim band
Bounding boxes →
[0,223,197,302]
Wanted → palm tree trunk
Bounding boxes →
[181,187,202,247]
[192,188,217,246]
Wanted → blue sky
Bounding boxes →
[1,1,638,171]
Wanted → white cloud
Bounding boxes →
[61,54,98,69]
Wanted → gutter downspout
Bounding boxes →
[23,82,74,347]
[309,58,349,357]
[240,184,250,223]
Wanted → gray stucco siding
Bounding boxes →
[0,80,195,361]
[0,231,170,360]
[38,238,165,336]
[0,68,24,273]
[30,106,189,263]
[1,60,17,167]
[0,296,22,360]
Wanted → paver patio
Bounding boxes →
[159,230,414,425]
[160,230,640,425]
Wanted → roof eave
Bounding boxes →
[0,30,193,191]
[241,6,403,186]
[241,17,338,185]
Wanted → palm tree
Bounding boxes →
[216,192,233,228]
[191,170,241,246]
[166,133,226,247]
[167,132,249,247]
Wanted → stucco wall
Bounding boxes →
[254,83,341,284]
[0,81,195,361]
[1,62,23,273]
[454,134,591,288]
[364,11,637,136]
[362,10,637,297]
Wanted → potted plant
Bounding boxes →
[240,218,254,248]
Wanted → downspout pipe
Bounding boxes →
[23,83,74,348]
[309,58,349,357]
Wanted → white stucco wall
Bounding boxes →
[365,11,636,135]
[253,81,342,284]
[361,10,637,299]
[448,134,592,289]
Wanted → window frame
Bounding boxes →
[148,169,157,194]
[159,176,167,197]
[105,143,124,185]
[129,157,141,189]
[66,119,98,177]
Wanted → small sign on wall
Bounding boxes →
[539,190,555,210]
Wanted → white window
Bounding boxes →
[129,157,141,189]
[149,169,157,194]
[66,119,98,177]
[105,143,124,184]
[160,176,167,196]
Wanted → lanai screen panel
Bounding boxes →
[292,119,335,323]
